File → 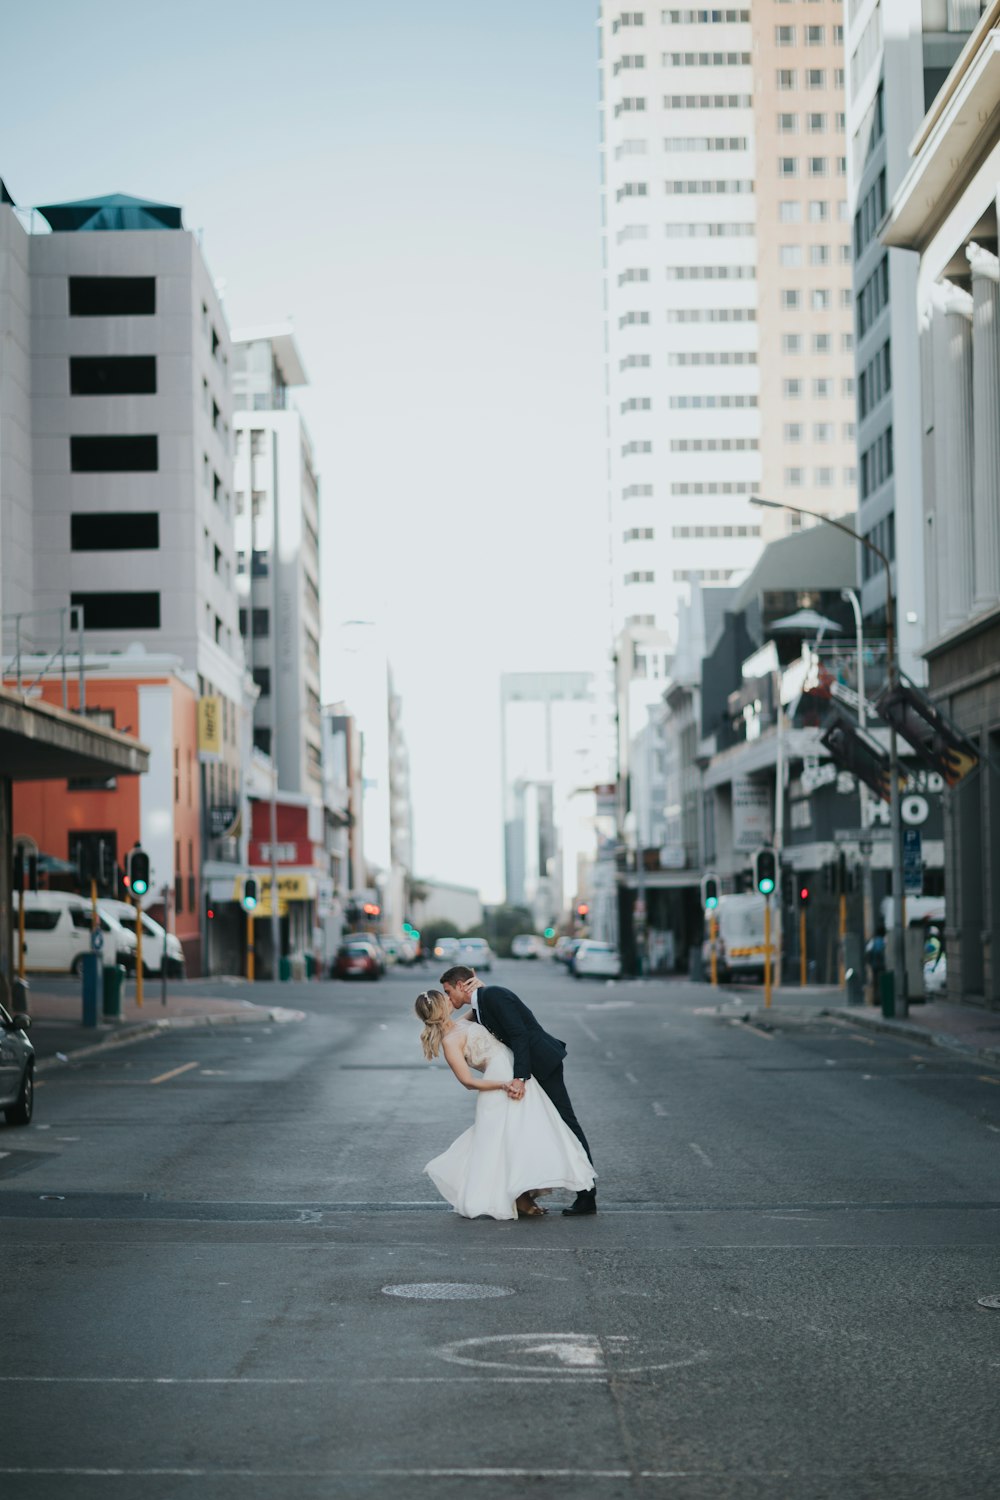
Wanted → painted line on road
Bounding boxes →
[733,1020,775,1041]
[978,1075,1000,1087]
[149,1061,200,1086]
[625,1071,638,1084]
[574,1017,601,1045]
[689,1142,714,1169]
[652,1102,668,1117]
[848,1035,877,1047]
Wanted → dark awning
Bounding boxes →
[36,193,182,233]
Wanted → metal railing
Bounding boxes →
[2,606,86,711]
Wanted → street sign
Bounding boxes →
[903,828,923,895]
[90,929,104,953]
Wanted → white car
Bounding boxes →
[572,940,622,979]
[511,934,544,960]
[14,892,136,975]
[100,899,185,978]
[433,936,461,963]
[457,936,495,972]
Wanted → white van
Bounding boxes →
[14,892,137,975]
[702,893,770,983]
[100,899,185,978]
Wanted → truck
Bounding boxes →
[702,892,770,983]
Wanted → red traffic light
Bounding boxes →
[799,886,810,905]
[577,902,589,916]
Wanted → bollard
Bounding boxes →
[81,953,103,1028]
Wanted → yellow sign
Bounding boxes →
[198,696,222,759]
[234,873,313,906]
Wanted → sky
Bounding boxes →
[2,0,610,901]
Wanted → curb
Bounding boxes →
[821,1006,1000,1069]
[33,1004,305,1074]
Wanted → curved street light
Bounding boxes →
[749,496,907,1016]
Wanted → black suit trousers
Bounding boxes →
[537,1064,593,1166]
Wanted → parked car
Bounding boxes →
[511,934,544,960]
[572,940,622,979]
[13,892,136,975]
[554,936,581,967]
[0,1002,34,1126]
[457,937,495,972]
[332,938,384,981]
[100,899,185,978]
[433,937,461,963]
[377,936,401,967]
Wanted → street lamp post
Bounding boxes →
[750,497,907,1016]
[841,587,875,957]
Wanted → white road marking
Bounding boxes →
[848,1035,877,1047]
[689,1142,714,1168]
[733,1020,775,1041]
[0,1151,10,1160]
[574,1017,601,1045]
[978,1075,1000,1087]
[652,1102,668,1116]
[625,1071,638,1084]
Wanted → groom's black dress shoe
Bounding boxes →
[562,1188,597,1217]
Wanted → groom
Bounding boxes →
[440,965,597,1216]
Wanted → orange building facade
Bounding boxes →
[9,660,203,973]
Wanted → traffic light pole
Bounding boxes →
[133,892,143,1009]
[751,496,906,1017]
[764,896,773,1009]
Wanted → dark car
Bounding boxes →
[332,939,384,981]
[0,1003,35,1126]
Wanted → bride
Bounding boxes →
[415,989,595,1221]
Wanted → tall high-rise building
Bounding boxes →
[844,0,983,679]
[232,325,323,801]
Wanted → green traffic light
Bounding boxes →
[758,878,775,895]
[705,896,718,910]
[544,927,555,939]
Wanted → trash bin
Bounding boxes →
[102,963,127,1021]
[279,955,292,982]
[81,953,102,1028]
[879,970,895,1019]
[304,953,315,980]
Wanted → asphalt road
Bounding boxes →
[3,960,999,1498]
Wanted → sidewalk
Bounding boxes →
[18,983,305,1069]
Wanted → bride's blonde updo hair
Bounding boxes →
[415,989,452,1060]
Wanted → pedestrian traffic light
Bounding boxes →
[820,712,895,802]
[700,873,719,911]
[544,927,556,940]
[798,883,811,907]
[753,847,778,897]
[875,678,980,787]
[243,876,258,911]
[127,845,150,898]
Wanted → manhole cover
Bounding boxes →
[382,1283,515,1301]
[977,1295,1000,1310]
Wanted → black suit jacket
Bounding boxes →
[475,984,567,1083]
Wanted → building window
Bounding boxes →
[781,289,801,309]
[811,289,831,311]
[784,423,803,442]
[614,97,648,116]
[71,592,161,630]
[69,356,157,396]
[775,25,796,44]
[68,276,155,317]
[616,181,649,201]
[783,378,802,398]
[70,513,159,550]
[778,157,798,178]
[779,246,802,268]
[807,113,827,133]
[806,68,826,89]
[784,467,804,486]
[815,466,834,486]
[70,435,158,472]
[239,607,271,637]
[253,666,271,697]
[782,334,802,354]
[778,113,798,134]
[809,244,830,267]
[808,200,830,222]
[777,69,796,90]
[813,378,832,398]
[620,353,652,370]
[618,267,650,284]
[808,157,828,177]
[621,397,652,412]
[624,527,654,541]
[813,333,831,353]
[805,24,825,43]
[779,201,802,223]
[622,440,653,456]
[625,571,655,585]
[814,423,834,442]
[613,54,647,74]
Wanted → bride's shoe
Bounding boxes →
[515,1192,546,1217]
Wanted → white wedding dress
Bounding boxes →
[424,1019,595,1221]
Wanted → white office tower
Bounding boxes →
[501,672,612,927]
[232,326,323,800]
[329,620,412,933]
[599,7,764,648]
[844,0,983,680]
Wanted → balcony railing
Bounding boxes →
[2,606,87,711]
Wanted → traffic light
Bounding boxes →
[700,873,719,911]
[577,902,590,917]
[875,678,980,787]
[820,712,895,802]
[544,926,556,940]
[798,882,811,908]
[13,846,38,894]
[753,847,778,897]
[127,845,150,898]
[243,876,258,911]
